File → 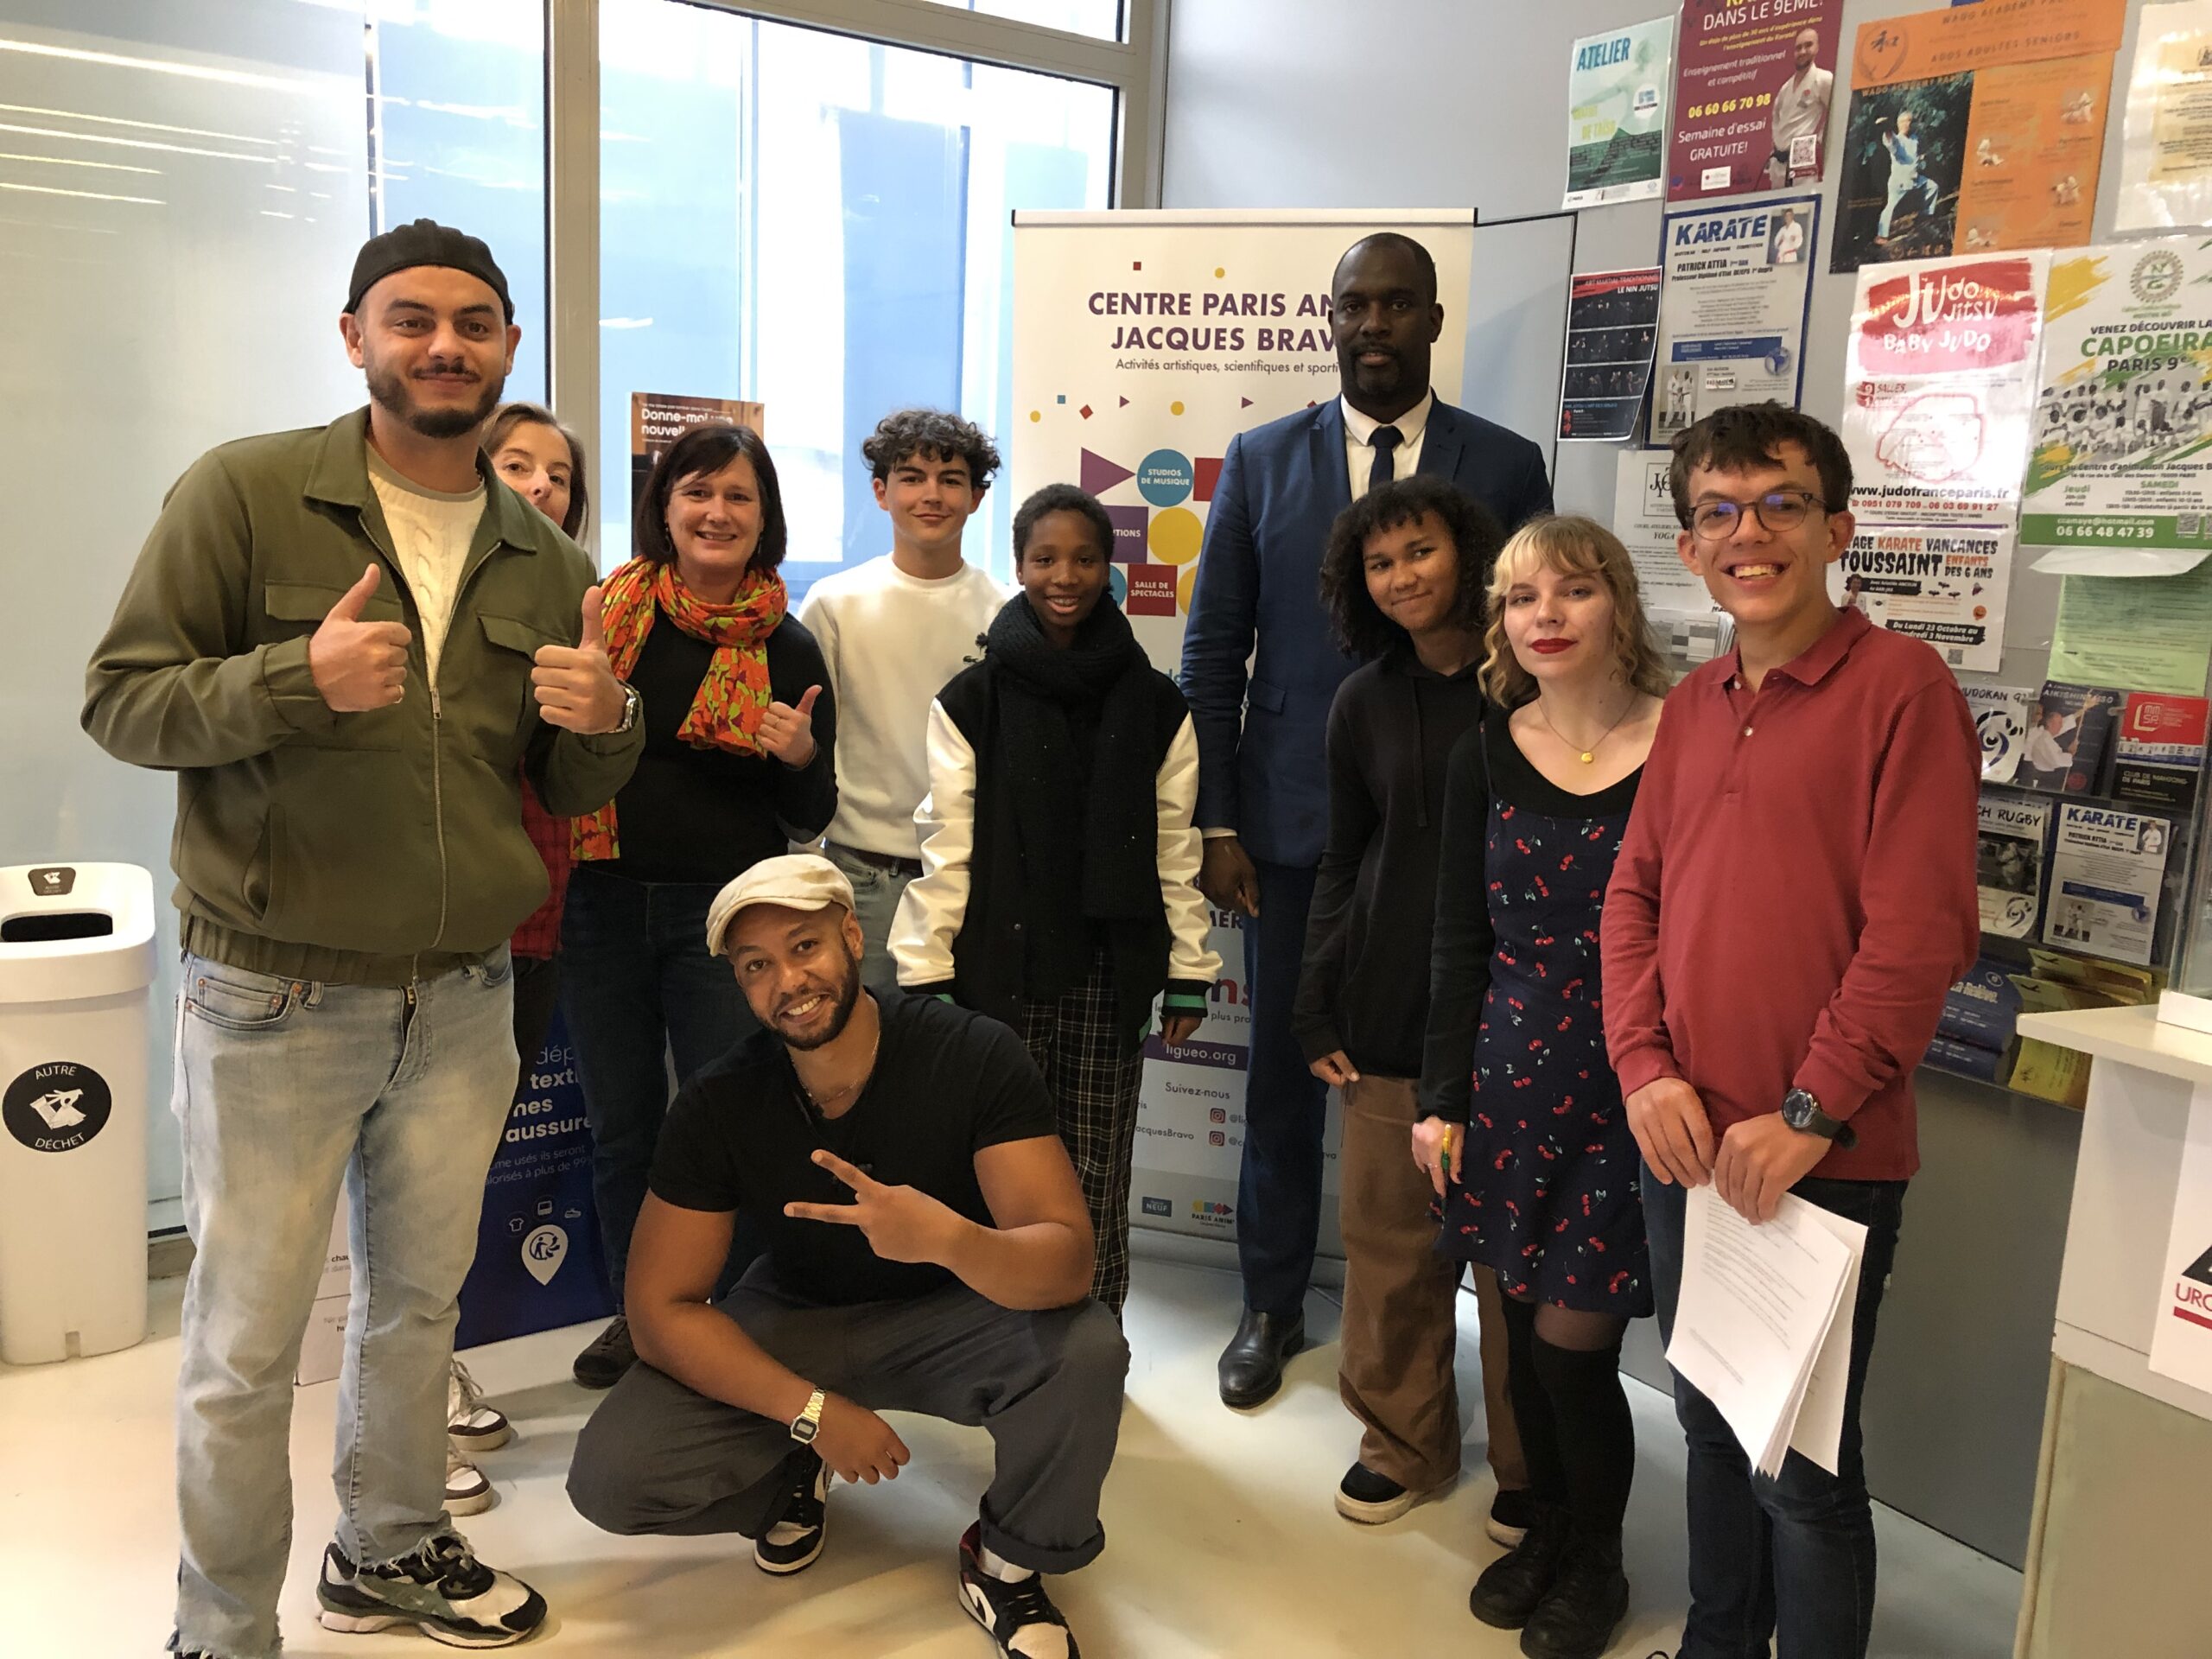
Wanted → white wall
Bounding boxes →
[1165,0,2156,691]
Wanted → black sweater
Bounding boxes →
[603,608,838,883]
[1292,645,1487,1077]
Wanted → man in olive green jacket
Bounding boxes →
[82,220,640,1658]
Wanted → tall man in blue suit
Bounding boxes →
[1182,232,1553,1411]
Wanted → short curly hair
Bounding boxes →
[860,408,1002,494]
[1013,483,1115,563]
[1319,475,1503,660]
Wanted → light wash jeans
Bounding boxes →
[170,949,517,1659]
[823,841,918,997]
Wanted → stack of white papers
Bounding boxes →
[1664,1186,1869,1478]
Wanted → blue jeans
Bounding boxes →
[171,949,518,1659]
[1644,1162,1908,1659]
[559,865,756,1303]
[823,841,915,998]
[1235,859,1331,1316]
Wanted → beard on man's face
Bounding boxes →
[771,939,864,1052]
[365,357,504,441]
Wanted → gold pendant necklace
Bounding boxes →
[1535,695,1632,765]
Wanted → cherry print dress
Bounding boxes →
[1421,706,1650,1317]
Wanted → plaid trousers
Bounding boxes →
[1019,949,1147,1315]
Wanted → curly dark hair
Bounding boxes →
[1668,400,1853,528]
[1013,482,1115,562]
[1319,475,1503,659]
[633,422,786,573]
[859,408,1003,493]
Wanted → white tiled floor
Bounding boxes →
[1,1254,2020,1657]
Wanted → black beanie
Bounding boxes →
[346,218,512,321]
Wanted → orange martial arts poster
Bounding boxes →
[1832,0,2126,273]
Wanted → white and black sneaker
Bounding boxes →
[753,1448,830,1575]
[448,1358,512,1455]
[957,1522,1079,1659]
[446,1447,494,1517]
[316,1534,546,1648]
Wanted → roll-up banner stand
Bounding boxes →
[1010,208,1477,1259]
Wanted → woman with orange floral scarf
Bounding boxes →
[562,422,837,1390]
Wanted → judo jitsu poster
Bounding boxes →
[1564,16,1674,209]
[454,1011,613,1350]
[1841,251,2047,526]
[1832,524,2013,672]
[1666,0,1841,202]
[2116,2,2212,233]
[1649,195,1818,447]
[2022,238,2212,558]
[1560,269,1662,441]
[1831,0,2122,273]
[1011,211,1478,1247]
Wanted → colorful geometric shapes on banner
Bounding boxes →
[1178,561,1201,613]
[1108,563,1129,605]
[1195,457,1223,502]
[1126,563,1179,616]
[1139,449,1195,506]
[1103,504,1149,563]
[1242,397,1254,408]
[1120,396,1130,408]
[1081,448,1136,495]
[1171,401,1186,416]
[1080,404,1093,419]
[1148,505,1204,565]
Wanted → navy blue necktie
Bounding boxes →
[1368,424,1403,494]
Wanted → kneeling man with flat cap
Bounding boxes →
[567,854,1126,1659]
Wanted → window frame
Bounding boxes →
[543,0,1164,559]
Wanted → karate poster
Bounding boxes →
[1560,268,1662,441]
[1012,210,1478,1247]
[1667,0,1842,202]
[1831,0,2122,273]
[2150,1081,2212,1395]
[1649,195,1818,447]
[1842,251,2047,525]
[1832,524,2012,672]
[2043,803,2173,965]
[1565,16,1675,208]
[2116,1,2212,233]
[2022,239,2212,558]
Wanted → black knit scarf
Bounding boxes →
[983,593,1159,926]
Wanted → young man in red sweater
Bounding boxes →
[1600,403,1980,1659]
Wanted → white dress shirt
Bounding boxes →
[1341,388,1434,498]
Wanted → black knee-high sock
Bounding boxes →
[1530,1333,1635,1548]
[1498,1296,1567,1507]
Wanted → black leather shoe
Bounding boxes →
[1520,1538,1629,1659]
[573,1315,635,1390]
[1468,1503,1570,1630]
[1217,1306,1304,1408]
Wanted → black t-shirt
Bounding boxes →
[648,990,1058,1306]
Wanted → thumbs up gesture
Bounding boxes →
[308,564,411,712]
[759,683,823,767]
[531,585,629,734]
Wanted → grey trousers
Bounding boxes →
[567,1264,1129,1574]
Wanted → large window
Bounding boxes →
[599,0,1115,592]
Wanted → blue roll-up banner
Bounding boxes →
[455,1008,613,1350]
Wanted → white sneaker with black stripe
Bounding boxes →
[315,1533,546,1647]
[445,1447,494,1517]
[957,1522,1079,1658]
[753,1449,830,1575]
[448,1358,512,1455]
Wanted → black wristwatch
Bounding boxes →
[1781,1087,1857,1150]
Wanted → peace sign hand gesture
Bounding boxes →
[785,1150,969,1266]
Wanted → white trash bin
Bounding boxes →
[0,862,157,1364]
